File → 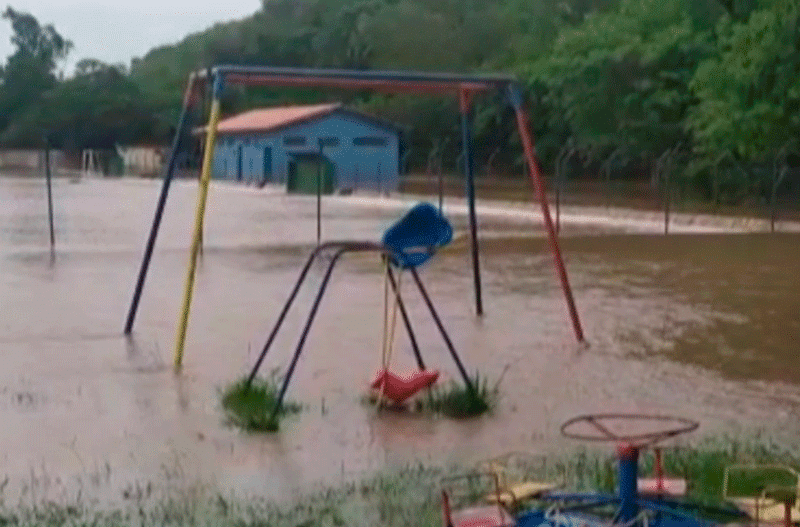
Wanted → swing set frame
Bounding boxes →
[244,239,475,422]
[120,65,586,370]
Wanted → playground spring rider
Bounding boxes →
[245,203,477,421]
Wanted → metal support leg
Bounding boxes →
[246,244,329,387]
[44,143,55,258]
[409,267,475,394]
[173,82,224,370]
[617,446,640,524]
[386,265,425,370]
[124,76,198,334]
[270,248,347,422]
[460,89,484,316]
[508,84,584,343]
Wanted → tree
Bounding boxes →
[311,1,381,68]
[690,0,800,164]
[2,7,70,65]
[0,7,71,134]
[688,0,800,200]
[1,61,164,149]
[524,0,710,174]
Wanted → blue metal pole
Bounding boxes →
[460,89,483,316]
[269,246,349,423]
[617,445,640,524]
[246,243,329,388]
[409,267,475,394]
[124,75,199,334]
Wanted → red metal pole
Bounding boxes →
[654,448,664,492]
[512,103,585,342]
[225,74,491,95]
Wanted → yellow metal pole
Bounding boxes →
[173,95,222,370]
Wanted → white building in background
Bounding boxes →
[115,144,167,176]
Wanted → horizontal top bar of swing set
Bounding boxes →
[191,65,518,94]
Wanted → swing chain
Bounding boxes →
[377,256,403,407]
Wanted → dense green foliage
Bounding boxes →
[0,7,71,140]
[1,0,799,201]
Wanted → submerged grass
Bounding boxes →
[364,372,498,419]
[419,372,497,418]
[0,436,797,526]
[220,373,302,432]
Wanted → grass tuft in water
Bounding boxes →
[419,372,497,418]
[220,372,302,432]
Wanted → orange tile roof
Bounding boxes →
[211,103,342,135]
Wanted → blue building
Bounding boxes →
[206,103,401,194]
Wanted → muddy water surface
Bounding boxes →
[1,175,799,505]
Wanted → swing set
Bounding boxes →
[245,202,475,419]
[121,66,585,387]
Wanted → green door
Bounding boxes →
[287,157,335,195]
[263,147,272,183]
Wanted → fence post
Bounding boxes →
[44,140,56,258]
[438,164,444,212]
[654,150,670,235]
[664,163,671,235]
[555,141,573,234]
[771,167,778,233]
[771,142,793,233]
[317,139,323,245]
[555,174,561,234]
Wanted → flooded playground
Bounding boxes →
[1,174,799,505]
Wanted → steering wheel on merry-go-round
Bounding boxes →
[560,413,700,449]
[520,413,748,527]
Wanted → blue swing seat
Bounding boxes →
[382,202,453,269]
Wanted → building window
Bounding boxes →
[319,137,340,147]
[353,137,388,147]
[284,136,306,146]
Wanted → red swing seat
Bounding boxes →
[371,368,440,405]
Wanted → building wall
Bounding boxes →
[211,112,399,192]
[116,145,167,176]
[0,149,67,171]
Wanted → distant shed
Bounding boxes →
[202,103,401,194]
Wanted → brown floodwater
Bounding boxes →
[1,175,799,506]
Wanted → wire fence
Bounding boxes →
[5,146,799,233]
[399,174,800,233]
